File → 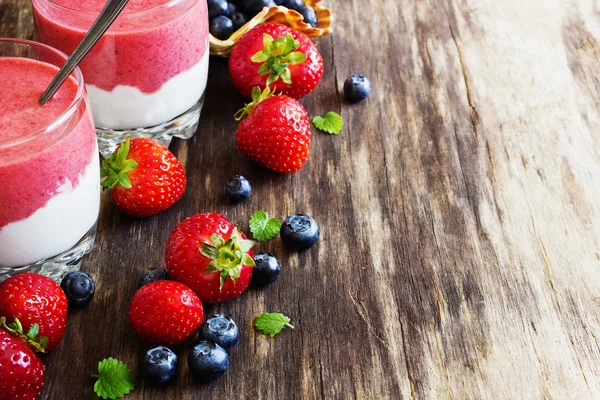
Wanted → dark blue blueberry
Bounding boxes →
[244,0,276,17]
[343,74,372,103]
[188,341,229,382]
[198,314,239,350]
[138,268,170,288]
[225,175,252,202]
[208,0,229,19]
[280,214,320,250]
[210,16,235,40]
[226,2,237,16]
[141,346,178,386]
[252,252,280,286]
[231,12,248,30]
[297,5,317,27]
[60,271,95,308]
[274,0,285,4]
[280,0,303,11]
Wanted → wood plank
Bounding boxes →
[1,0,599,398]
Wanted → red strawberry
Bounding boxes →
[0,272,68,351]
[0,328,45,400]
[165,212,255,304]
[229,23,324,99]
[235,87,311,173]
[128,280,203,346]
[101,138,186,217]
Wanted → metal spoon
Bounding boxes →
[39,0,129,105]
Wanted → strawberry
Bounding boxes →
[0,325,45,400]
[0,272,68,351]
[235,87,311,173]
[165,213,255,304]
[101,138,186,217]
[128,280,204,346]
[229,23,324,99]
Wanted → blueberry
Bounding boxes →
[231,12,248,30]
[274,0,285,4]
[210,16,235,40]
[280,214,320,250]
[244,0,276,17]
[343,74,372,103]
[297,5,317,26]
[60,271,95,308]
[208,0,229,19]
[188,341,229,382]
[280,0,303,11]
[138,268,170,288]
[226,2,237,16]
[252,252,280,286]
[225,175,252,202]
[141,346,178,386]
[198,314,239,350]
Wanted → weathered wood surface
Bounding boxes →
[2,0,600,398]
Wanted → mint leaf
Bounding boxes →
[312,112,343,135]
[254,313,294,337]
[94,358,134,399]
[249,211,281,242]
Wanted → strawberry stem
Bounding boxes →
[234,87,274,121]
[200,227,256,289]
[0,316,47,353]
[100,137,139,190]
[251,34,306,86]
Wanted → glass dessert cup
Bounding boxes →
[32,0,210,158]
[0,38,100,282]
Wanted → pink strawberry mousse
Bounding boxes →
[33,0,209,130]
[0,57,100,267]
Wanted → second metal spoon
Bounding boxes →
[39,0,130,105]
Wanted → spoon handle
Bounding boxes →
[39,0,129,105]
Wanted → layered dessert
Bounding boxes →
[0,56,100,268]
[33,0,209,130]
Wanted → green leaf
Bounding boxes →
[249,211,281,242]
[284,51,307,64]
[26,323,39,340]
[280,68,292,84]
[200,243,219,259]
[93,358,134,399]
[242,253,256,267]
[251,51,269,63]
[254,313,294,337]
[258,63,272,76]
[312,112,343,135]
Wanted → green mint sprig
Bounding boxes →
[249,211,281,242]
[93,358,134,399]
[312,112,343,135]
[254,313,294,337]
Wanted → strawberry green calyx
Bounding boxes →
[234,86,274,121]
[0,317,48,353]
[200,227,256,289]
[251,33,307,86]
[100,137,139,190]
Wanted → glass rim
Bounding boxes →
[37,0,187,17]
[0,38,86,149]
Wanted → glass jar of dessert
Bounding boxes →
[0,38,100,282]
[32,0,210,157]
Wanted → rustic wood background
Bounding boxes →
[2,0,600,398]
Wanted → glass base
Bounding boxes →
[0,223,97,283]
[96,96,205,158]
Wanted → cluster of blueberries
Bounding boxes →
[141,314,240,384]
[209,0,319,40]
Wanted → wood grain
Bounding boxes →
[2,0,600,398]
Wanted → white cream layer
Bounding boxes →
[0,150,100,267]
[88,49,209,130]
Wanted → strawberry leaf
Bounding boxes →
[254,313,294,337]
[100,138,139,190]
[312,112,343,135]
[249,211,281,242]
[93,358,134,399]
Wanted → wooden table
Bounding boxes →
[3,0,600,398]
